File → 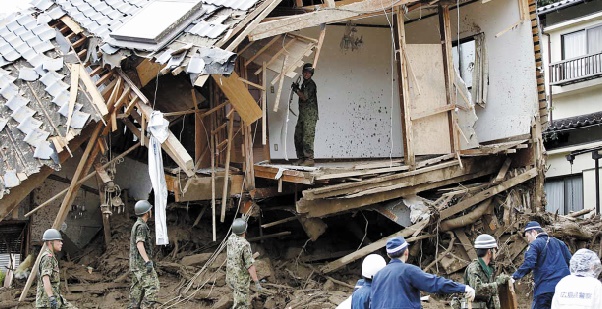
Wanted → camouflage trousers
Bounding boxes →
[37,296,78,309]
[294,107,318,160]
[228,281,250,308]
[128,269,159,309]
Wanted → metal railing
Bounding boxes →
[549,52,602,86]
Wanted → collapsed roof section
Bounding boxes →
[0,11,107,197]
[32,0,281,84]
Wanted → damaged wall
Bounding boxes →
[267,25,403,160]
[405,0,539,143]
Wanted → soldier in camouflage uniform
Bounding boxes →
[292,63,318,167]
[226,218,261,308]
[36,229,77,309]
[129,200,159,309]
[462,234,510,309]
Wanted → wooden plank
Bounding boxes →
[438,4,460,153]
[225,0,283,51]
[454,229,476,260]
[79,65,109,116]
[249,0,415,41]
[212,72,262,125]
[394,8,415,167]
[136,59,165,88]
[220,114,235,222]
[239,77,265,90]
[298,159,502,218]
[314,164,410,180]
[94,164,112,184]
[253,39,296,75]
[66,63,80,132]
[262,62,267,145]
[313,25,327,68]
[494,158,512,183]
[60,16,83,34]
[439,168,538,220]
[321,219,429,273]
[410,104,455,121]
[245,35,281,66]
[272,55,288,112]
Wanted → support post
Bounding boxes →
[221,113,235,222]
[594,151,601,215]
[438,4,460,153]
[394,7,415,168]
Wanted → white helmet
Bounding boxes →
[474,234,498,249]
[362,254,387,279]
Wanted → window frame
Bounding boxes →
[561,22,602,60]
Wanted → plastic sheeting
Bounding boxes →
[570,248,602,278]
[148,111,169,245]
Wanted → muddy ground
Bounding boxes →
[0,208,538,309]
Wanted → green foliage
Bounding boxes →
[0,269,5,287]
[538,0,564,7]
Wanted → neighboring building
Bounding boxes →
[539,0,602,216]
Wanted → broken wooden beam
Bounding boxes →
[212,73,262,125]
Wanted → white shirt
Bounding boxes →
[551,275,602,309]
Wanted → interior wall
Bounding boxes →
[405,0,539,143]
[267,25,403,160]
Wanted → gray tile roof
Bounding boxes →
[0,12,101,196]
[537,0,585,14]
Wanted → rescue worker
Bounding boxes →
[551,248,602,309]
[370,236,476,309]
[291,63,318,167]
[36,229,77,309]
[351,254,387,309]
[129,200,159,309]
[512,221,572,309]
[226,218,261,308]
[463,234,511,309]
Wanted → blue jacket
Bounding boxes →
[351,280,372,309]
[354,278,365,291]
[370,259,466,309]
[512,233,571,296]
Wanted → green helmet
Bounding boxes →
[42,229,62,241]
[232,218,247,235]
[135,200,153,216]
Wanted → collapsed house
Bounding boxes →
[0,0,569,306]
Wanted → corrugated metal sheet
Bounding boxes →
[201,0,260,11]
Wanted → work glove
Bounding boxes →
[464,285,476,302]
[145,260,154,273]
[510,278,516,285]
[495,274,510,286]
[254,281,262,291]
[291,82,300,92]
[49,295,58,309]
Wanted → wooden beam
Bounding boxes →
[454,229,477,260]
[245,35,281,66]
[494,158,512,183]
[78,65,109,117]
[249,0,415,41]
[253,39,296,75]
[312,25,327,69]
[220,113,235,222]
[225,0,284,51]
[321,219,429,273]
[262,62,267,145]
[439,168,538,220]
[438,4,460,153]
[394,7,415,168]
[272,55,288,112]
[212,73,262,125]
[410,104,455,121]
[66,63,80,132]
[239,77,266,90]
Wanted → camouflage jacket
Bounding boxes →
[299,78,318,112]
[226,234,254,289]
[36,248,61,308]
[464,259,501,309]
[130,218,153,271]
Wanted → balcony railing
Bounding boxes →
[549,52,602,86]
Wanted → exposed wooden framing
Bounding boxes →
[313,25,327,68]
[454,229,477,260]
[210,115,217,241]
[245,35,281,66]
[220,113,235,222]
[212,73,262,125]
[321,219,429,274]
[136,59,165,87]
[225,0,283,51]
[249,0,413,41]
[315,164,410,180]
[438,4,460,153]
[60,16,83,34]
[262,62,267,145]
[298,158,503,218]
[494,158,512,183]
[394,8,415,168]
[253,38,296,75]
[272,55,288,112]
[254,165,314,184]
[243,123,256,190]
[79,65,109,117]
[95,72,113,87]
[193,89,203,168]
[239,77,266,90]
[460,140,528,156]
[439,168,538,220]
[66,63,80,132]
[94,174,111,249]
[410,104,455,121]
[20,122,103,302]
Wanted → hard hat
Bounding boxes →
[362,254,386,279]
[42,229,62,241]
[232,218,247,235]
[302,63,314,74]
[134,200,153,216]
[474,234,498,249]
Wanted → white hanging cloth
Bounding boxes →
[148,111,169,245]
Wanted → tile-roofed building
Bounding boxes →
[0,10,106,197]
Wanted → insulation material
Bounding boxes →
[455,70,479,150]
[472,33,488,108]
